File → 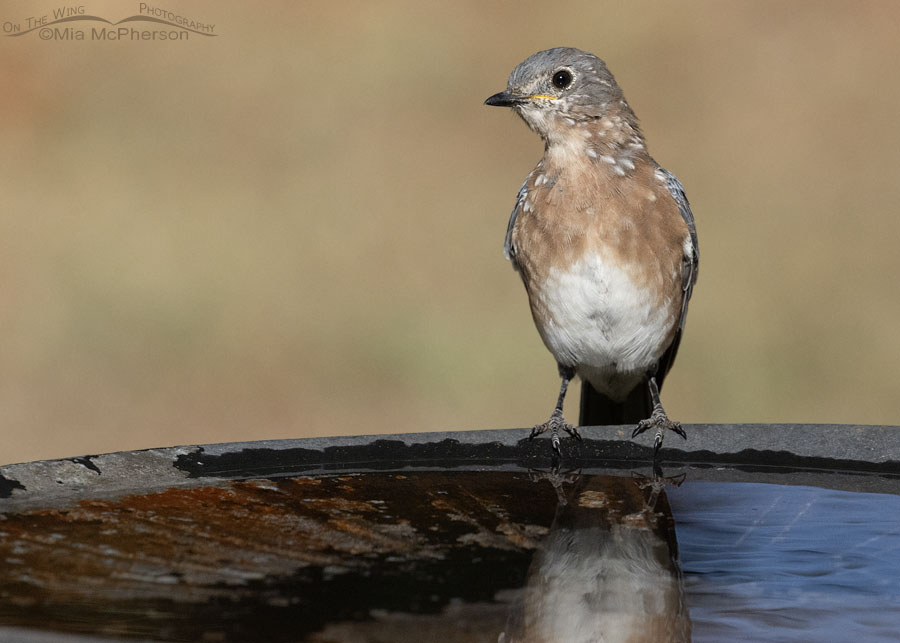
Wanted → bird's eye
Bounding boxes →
[552,69,573,90]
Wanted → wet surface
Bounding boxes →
[670,482,900,642]
[2,427,900,642]
[0,470,687,642]
[2,471,899,642]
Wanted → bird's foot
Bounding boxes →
[529,409,581,454]
[528,467,581,505]
[632,406,686,454]
[632,468,687,510]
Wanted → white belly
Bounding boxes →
[533,253,674,401]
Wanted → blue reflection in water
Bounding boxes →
[667,482,900,642]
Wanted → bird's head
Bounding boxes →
[485,47,636,150]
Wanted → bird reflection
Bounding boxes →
[500,471,691,643]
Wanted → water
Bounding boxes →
[669,481,900,642]
[1,469,899,641]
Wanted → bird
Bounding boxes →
[484,47,698,454]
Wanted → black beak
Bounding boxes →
[484,90,525,107]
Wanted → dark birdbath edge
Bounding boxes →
[3,424,900,512]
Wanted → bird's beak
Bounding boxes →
[484,90,527,107]
[484,91,557,107]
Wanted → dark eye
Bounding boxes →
[552,69,573,89]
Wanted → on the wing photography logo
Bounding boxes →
[3,3,216,41]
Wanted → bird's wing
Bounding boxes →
[655,167,699,383]
[661,167,699,326]
[503,178,530,268]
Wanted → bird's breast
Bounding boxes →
[531,251,676,373]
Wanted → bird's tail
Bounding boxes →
[578,380,652,426]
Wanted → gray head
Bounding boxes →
[485,48,638,146]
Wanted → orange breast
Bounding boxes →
[511,156,687,346]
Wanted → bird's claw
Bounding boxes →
[632,408,686,454]
[653,430,664,452]
[530,411,579,454]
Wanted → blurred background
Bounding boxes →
[2,1,899,466]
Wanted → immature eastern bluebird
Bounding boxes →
[485,47,699,454]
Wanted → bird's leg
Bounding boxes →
[530,365,581,453]
[632,467,686,512]
[631,376,686,454]
[529,467,581,506]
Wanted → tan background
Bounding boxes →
[2,1,899,466]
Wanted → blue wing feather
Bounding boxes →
[658,167,699,331]
[653,166,699,383]
[503,179,529,266]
